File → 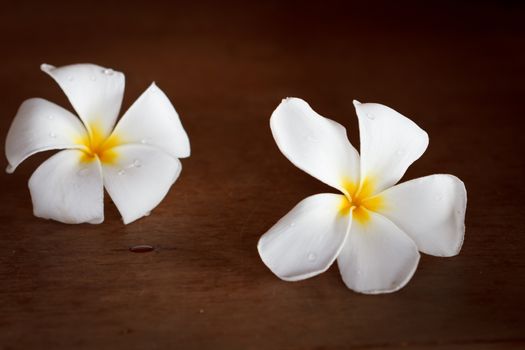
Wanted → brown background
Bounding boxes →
[1,1,524,349]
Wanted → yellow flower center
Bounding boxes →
[339,177,384,225]
[76,122,121,164]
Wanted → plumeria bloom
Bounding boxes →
[258,98,466,294]
[5,63,190,224]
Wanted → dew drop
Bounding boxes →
[132,159,142,168]
[289,222,296,228]
[77,168,90,177]
[140,138,149,144]
[307,252,317,262]
[47,115,54,120]
[49,132,57,138]
[129,244,154,253]
[118,169,126,176]
[102,68,114,75]
[306,134,317,142]
[366,113,376,120]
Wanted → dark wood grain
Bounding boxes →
[1,1,524,349]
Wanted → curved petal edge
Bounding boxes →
[258,193,352,281]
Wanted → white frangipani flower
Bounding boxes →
[5,63,190,224]
[258,98,466,294]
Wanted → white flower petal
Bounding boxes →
[376,174,467,257]
[270,98,360,194]
[337,211,420,294]
[102,144,182,224]
[28,150,104,224]
[41,63,125,138]
[258,193,351,281]
[111,83,190,158]
[353,101,429,194]
[5,98,88,173]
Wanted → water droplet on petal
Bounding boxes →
[132,159,142,168]
[47,115,54,120]
[118,169,126,176]
[140,138,149,144]
[366,113,375,120]
[77,168,90,177]
[102,68,114,75]
[289,222,296,228]
[307,252,317,262]
[49,132,57,138]
[306,134,317,142]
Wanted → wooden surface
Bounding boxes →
[1,1,524,349]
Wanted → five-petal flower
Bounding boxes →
[5,63,190,224]
[258,98,467,294]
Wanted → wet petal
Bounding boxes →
[5,98,87,173]
[41,63,125,139]
[337,211,420,294]
[111,83,190,158]
[376,174,467,257]
[354,101,428,194]
[258,193,351,281]
[102,144,182,224]
[28,150,104,224]
[270,98,360,195]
